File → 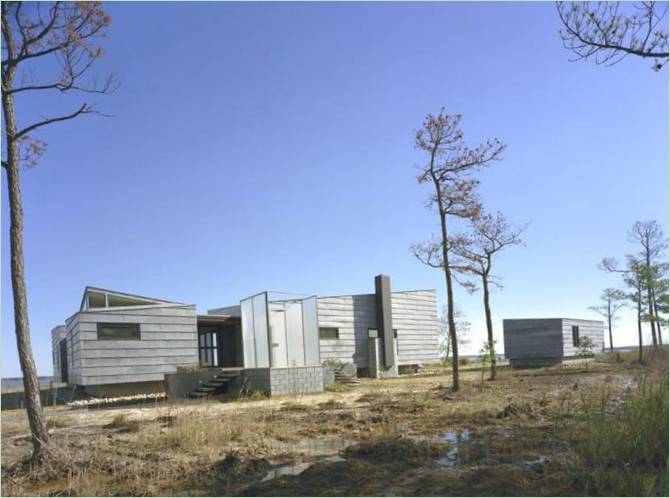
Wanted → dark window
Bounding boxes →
[198,329,219,367]
[97,323,141,340]
[393,329,398,338]
[572,325,580,347]
[319,327,339,340]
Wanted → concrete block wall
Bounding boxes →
[242,366,324,396]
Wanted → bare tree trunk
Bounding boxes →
[651,287,663,346]
[482,275,496,380]
[637,300,644,363]
[608,317,614,352]
[647,285,658,347]
[644,251,658,347]
[607,301,614,352]
[1,6,50,460]
[2,106,50,463]
[440,209,459,391]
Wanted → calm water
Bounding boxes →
[1,376,54,392]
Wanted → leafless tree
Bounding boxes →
[412,108,505,391]
[588,288,627,351]
[1,1,116,462]
[557,1,669,70]
[628,220,667,347]
[450,211,527,380]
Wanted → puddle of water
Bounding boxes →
[289,436,353,457]
[437,430,470,468]
[520,455,547,470]
[262,436,352,482]
[262,455,344,482]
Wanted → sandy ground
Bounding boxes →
[0,360,657,496]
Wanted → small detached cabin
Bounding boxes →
[503,318,604,368]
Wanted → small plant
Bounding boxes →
[176,363,210,373]
[324,358,344,369]
[577,337,595,370]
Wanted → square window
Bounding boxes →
[319,327,339,340]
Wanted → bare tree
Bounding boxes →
[628,220,667,347]
[450,211,527,380]
[1,1,116,462]
[588,288,627,351]
[412,108,505,391]
[557,1,669,70]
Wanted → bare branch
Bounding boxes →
[557,1,669,71]
[15,103,95,139]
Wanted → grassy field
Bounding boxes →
[1,347,667,496]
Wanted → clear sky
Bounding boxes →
[1,1,668,377]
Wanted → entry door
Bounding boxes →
[269,305,288,367]
[59,339,69,384]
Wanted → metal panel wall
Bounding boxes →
[240,297,257,368]
[285,301,305,366]
[302,297,320,366]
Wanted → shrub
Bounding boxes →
[176,363,209,373]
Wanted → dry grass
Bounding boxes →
[1,357,665,496]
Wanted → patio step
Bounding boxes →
[188,371,239,399]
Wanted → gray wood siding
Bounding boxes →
[392,290,439,365]
[561,319,605,356]
[317,290,439,368]
[503,319,564,359]
[76,304,198,385]
[317,294,377,367]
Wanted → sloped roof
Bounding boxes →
[80,286,185,311]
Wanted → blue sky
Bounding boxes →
[2,2,667,377]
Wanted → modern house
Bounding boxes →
[51,275,439,396]
[503,318,604,368]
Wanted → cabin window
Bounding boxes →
[319,327,339,340]
[97,323,141,340]
[572,325,580,347]
[198,329,219,367]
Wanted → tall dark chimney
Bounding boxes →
[375,274,395,368]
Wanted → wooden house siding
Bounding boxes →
[317,290,439,367]
[561,319,604,356]
[504,318,605,360]
[72,304,198,385]
[392,290,439,365]
[503,319,564,359]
